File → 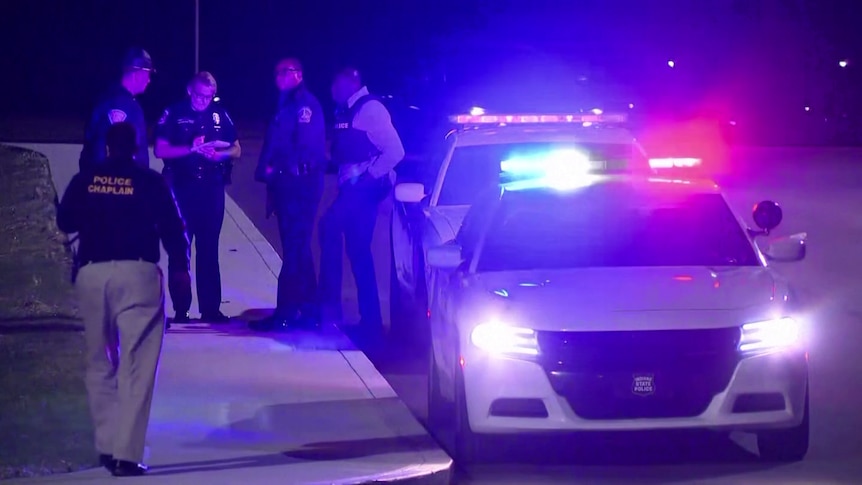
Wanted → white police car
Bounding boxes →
[421,156,809,464]
[389,110,648,338]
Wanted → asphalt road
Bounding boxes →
[224,141,862,484]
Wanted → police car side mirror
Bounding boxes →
[427,243,463,270]
[395,183,426,204]
[761,232,807,262]
[752,200,782,235]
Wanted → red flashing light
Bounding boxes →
[449,113,628,125]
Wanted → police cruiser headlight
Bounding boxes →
[739,317,800,352]
[471,320,539,356]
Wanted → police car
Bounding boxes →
[419,152,809,464]
[390,110,648,337]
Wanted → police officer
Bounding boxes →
[154,71,241,324]
[57,122,190,477]
[319,67,405,338]
[250,58,327,331]
[80,47,154,171]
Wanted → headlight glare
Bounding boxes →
[739,317,800,352]
[470,321,538,356]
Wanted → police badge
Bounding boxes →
[212,112,221,125]
[108,109,127,124]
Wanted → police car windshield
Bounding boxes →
[439,142,635,206]
[477,188,760,272]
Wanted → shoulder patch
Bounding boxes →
[157,109,169,125]
[298,106,312,123]
[108,109,127,124]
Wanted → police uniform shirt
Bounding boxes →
[79,85,149,170]
[154,99,238,181]
[56,160,190,273]
[255,84,326,181]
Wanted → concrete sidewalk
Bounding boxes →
[3,143,451,485]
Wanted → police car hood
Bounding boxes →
[467,266,782,332]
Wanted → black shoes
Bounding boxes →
[112,460,148,477]
[168,311,231,326]
[98,454,147,476]
[98,454,116,473]
[168,312,191,324]
[200,311,231,323]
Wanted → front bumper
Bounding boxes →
[462,330,808,434]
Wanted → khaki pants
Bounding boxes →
[76,260,165,463]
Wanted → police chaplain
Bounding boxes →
[318,67,405,338]
[80,47,154,171]
[250,58,327,331]
[154,71,241,324]
[57,121,191,476]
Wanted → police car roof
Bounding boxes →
[451,124,636,147]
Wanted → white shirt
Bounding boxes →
[337,86,406,185]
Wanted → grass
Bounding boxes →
[0,144,95,479]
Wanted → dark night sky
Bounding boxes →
[2,0,861,139]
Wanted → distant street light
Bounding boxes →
[667,60,675,68]
[839,60,848,68]
[194,0,200,74]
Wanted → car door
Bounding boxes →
[391,139,448,296]
[435,204,487,387]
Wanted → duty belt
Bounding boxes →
[190,161,228,180]
[273,162,318,177]
[169,161,228,181]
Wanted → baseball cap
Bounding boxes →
[122,47,156,72]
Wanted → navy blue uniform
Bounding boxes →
[254,84,326,324]
[57,158,189,274]
[80,85,149,171]
[318,94,393,330]
[154,100,237,318]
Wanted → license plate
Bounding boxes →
[631,373,656,397]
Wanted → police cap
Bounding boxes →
[122,47,156,73]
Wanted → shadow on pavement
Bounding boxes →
[148,398,438,476]
[166,309,358,351]
[450,430,782,484]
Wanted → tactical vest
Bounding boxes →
[330,95,382,166]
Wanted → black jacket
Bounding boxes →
[57,158,190,273]
[79,85,149,171]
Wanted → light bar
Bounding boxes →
[449,113,628,125]
[648,157,702,169]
